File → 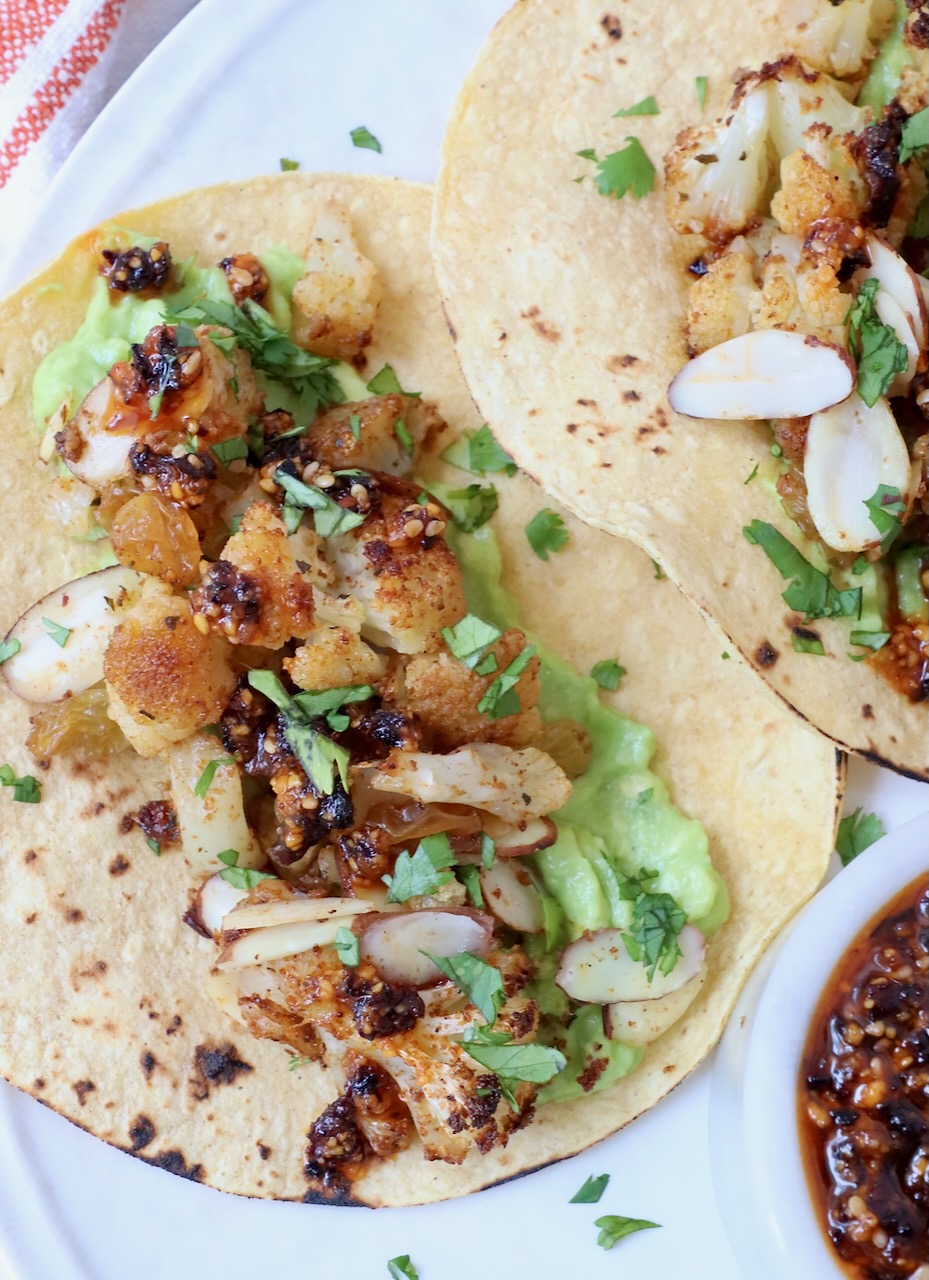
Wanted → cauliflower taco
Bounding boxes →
[0,175,839,1206]
[433,0,928,777]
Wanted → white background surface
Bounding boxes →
[0,2,925,1278]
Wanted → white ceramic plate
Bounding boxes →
[0,3,926,1278]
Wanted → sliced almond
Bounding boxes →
[359,908,494,988]
[2,566,142,703]
[479,859,544,933]
[860,235,927,351]
[804,394,911,553]
[604,965,707,1047]
[60,377,144,488]
[482,815,558,858]
[193,873,249,940]
[556,925,706,1004]
[668,330,854,420]
[224,896,380,931]
[216,917,344,970]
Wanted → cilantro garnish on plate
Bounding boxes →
[570,1173,610,1204]
[351,125,382,153]
[591,658,626,690]
[0,765,41,804]
[836,808,885,866]
[743,522,861,621]
[525,509,569,561]
[594,1215,661,1250]
[614,95,659,117]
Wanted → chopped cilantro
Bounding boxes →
[41,617,70,648]
[899,107,928,163]
[146,836,161,855]
[0,638,20,664]
[480,832,496,869]
[847,278,908,407]
[334,926,360,966]
[217,847,275,891]
[441,614,502,669]
[0,765,41,803]
[695,76,708,109]
[461,1025,566,1090]
[836,808,885,866]
[211,436,249,467]
[425,481,498,533]
[148,390,164,418]
[442,424,517,476]
[849,630,890,651]
[194,757,235,799]
[525,509,569,561]
[277,470,366,538]
[394,417,414,455]
[349,413,362,440]
[591,658,626,690]
[387,1257,418,1280]
[576,147,598,162]
[770,442,783,458]
[279,157,299,171]
[367,363,418,397]
[743,521,861,621]
[744,463,759,485]
[594,138,656,199]
[619,871,686,980]
[477,645,536,719]
[613,95,659,116]
[458,864,484,909]
[792,631,826,656]
[247,670,349,797]
[351,125,382,153]
[595,1216,661,1250]
[570,1173,610,1204]
[636,787,654,806]
[288,1054,315,1071]
[721,651,730,659]
[423,950,503,1024]
[293,683,375,732]
[384,833,456,903]
[864,484,905,553]
[174,322,198,348]
[652,560,666,580]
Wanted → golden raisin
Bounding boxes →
[27,686,125,760]
[110,492,201,585]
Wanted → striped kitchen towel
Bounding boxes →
[0,0,197,268]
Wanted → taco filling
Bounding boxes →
[663,0,928,702]
[1,202,727,1194]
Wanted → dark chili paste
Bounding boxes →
[799,876,929,1280]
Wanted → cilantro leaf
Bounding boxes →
[146,837,161,855]
[480,832,496,869]
[0,764,41,803]
[744,463,759,485]
[541,892,566,953]
[288,1054,315,1071]
[594,1216,661,1250]
[394,417,414,455]
[613,96,659,116]
[652,560,666,580]
[387,1258,418,1280]
[458,864,484,908]
[423,950,503,1024]
[899,107,928,163]
[623,890,686,981]
[525,509,569,561]
[334,926,360,966]
[791,630,825,656]
[849,630,890,652]
[293,684,375,720]
[836,807,885,866]
[863,484,905,553]
[247,671,349,797]
[384,834,456,903]
[570,1173,610,1204]
[743,521,861,621]
[170,299,342,416]
[367,363,418,396]
[194,757,235,799]
[41,617,70,648]
[441,614,502,669]
[0,638,21,664]
[477,645,536,720]
[349,413,362,440]
[211,436,249,467]
[461,1028,566,1087]
[442,425,517,476]
[351,125,382,153]
[279,157,299,171]
[424,481,498,533]
[846,278,909,407]
[695,76,708,110]
[591,658,626,690]
[594,138,656,199]
[277,469,366,537]
[217,848,275,891]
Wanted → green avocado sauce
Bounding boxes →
[858,0,913,111]
[452,525,728,1103]
[33,232,728,1106]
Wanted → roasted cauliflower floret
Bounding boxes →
[284,626,387,689]
[664,57,868,241]
[299,394,445,477]
[755,234,851,344]
[104,580,236,757]
[191,502,315,648]
[771,147,864,235]
[685,242,760,354]
[291,200,382,359]
[404,628,542,750]
[326,487,466,653]
[784,0,895,79]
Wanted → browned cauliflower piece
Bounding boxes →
[291,200,382,359]
[770,147,864,236]
[404,628,542,750]
[284,626,387,689]
[326,485,467,653]
[104,581,236,757]
[300,394,446,477]
[191,502,315,648]
[685,243,760,355]
[784,0,895,78]
[755,235,850,345]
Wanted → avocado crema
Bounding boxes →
[20,220,726,1177]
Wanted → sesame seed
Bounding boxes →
[404,519,424,539]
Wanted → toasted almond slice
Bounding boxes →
[359,908,494,987]
[480,859,544,933]
[667,330,854,420]
[482,815,558,858]
[2,565,142,703]
[804,394,911,553]
[205,967,249,1026]
[224,896,380,930]
[556,925,705,1004]
[860,235,928,351]
[193,873,249,939]
[216,917,344,970]
[604,964,707,1046]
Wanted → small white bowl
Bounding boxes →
[709,811,928,1279]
